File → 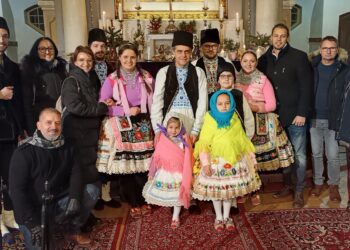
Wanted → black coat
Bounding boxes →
[337,73,350,144]
[0,54,24,140]
[258,43,313,127]
[21,56,67,135]
[9,137,82,229]
[61,65,108,184]
[311,55,350,131]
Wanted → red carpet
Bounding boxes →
[2,218,122,250]
[121,203,350,249]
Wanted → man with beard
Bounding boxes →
[258,23,313,208]
[193,28,236,95]
[0,16,25,243]
[9,108,98,247]
[88,28,121,211]
[88,28,114,85]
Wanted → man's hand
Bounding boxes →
[130,107,141,116]
[190,134,198,144]
[30,225,42,247]
[292,116,306,126]
[0,86,14,100]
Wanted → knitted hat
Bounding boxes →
[200,28,220,45]
[0,17,10,36]
[88,28,107,45]
[172,31,193,49]
[217,62,236,81]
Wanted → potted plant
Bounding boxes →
[148,15,162,34]
[105,27,123,62]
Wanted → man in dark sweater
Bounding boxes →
[310,36,350,202]
[258,23,313,208]
[9,108,99,247]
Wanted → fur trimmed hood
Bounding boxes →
[308,47,348,63]
[21,55,67,77]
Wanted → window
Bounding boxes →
[291,4,302,30]
[24,5,45,34]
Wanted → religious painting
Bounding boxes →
[114,0,227,20]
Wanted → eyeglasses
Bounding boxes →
[219,74,233,79]
[38,47,55,53]
[203,44,218,50]
[321,47,337,52]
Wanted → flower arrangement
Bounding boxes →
[105,27,123,61]
[178,20,197,33]
[148,15,162,34]
[247,32,270,48]
[223,38,240,52]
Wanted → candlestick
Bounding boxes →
[119,19,124,39]
[235,12,240,29]
[203,0,208,8]
[202,6,209,27]
[136,0,140,8]
[219,19,224,46]
[135,5,142,32]
[118,3,123,21]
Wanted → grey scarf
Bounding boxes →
[23,130,65,149]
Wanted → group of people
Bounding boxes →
[1,13,350,248]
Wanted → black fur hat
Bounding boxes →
[172,31,193,49]
[200,28,220,45]
[88,28,107,45]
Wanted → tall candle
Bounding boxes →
[219,4,224,20]
[118,3,123,20]
[136,0,140,7]
[98,19,103,29]
[102,11,106,28]
[235,12,240,29]
[203,0,208,8]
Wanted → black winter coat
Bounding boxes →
[9,137,82,229]
[0,54,24,140]
[61,65,108,184]
[337,73,350,144]
[258,43,313,127]
[21,56,67,135]
[311,55,350,131]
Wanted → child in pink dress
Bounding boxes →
[143,113,194,229]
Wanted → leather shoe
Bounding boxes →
[293,192,304,208]
[329,185,341,202]
[94,199,104,211]
[273,186,293,199]
[70,233,91,245]
[104,199,122,208]
[310,185,323,197]
[188,204,201,215]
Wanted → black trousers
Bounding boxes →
[0,141,16,210]
[118,172,147,208]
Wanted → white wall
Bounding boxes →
[1,0,42,62]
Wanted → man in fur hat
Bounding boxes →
[88,28,114,85]
[151,31,207,215]
[309,36,350,202]
[88,28,121,211]
[0,16,25,243]
[193,28,236,94]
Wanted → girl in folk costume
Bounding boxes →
[143,114,194,228]
[96,43,154,217]
[235,51,294,205]
[192,90,261,231]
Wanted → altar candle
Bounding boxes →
[219,4,224,20]
[235,12,240,29]
[98,19,103,29]
[102,11,106,28]
[136,0,140,8]
[118,3,123,20]
[147,47,151,61]
[203,0,208,8]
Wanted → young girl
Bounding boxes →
[192,90,261,231]
[143,113,194,229]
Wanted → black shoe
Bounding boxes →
[230,206,239,215]
[104,199,122,208]
[81,214,102,233]
[188,204,201,215]
[94,199,104,211]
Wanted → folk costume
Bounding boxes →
[236,69,294,171]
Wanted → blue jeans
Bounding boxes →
[310,119,340,185]
[19,183,100,249]
[283,124,307,193]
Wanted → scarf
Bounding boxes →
[209,90,236,128]
[110,70,153,116]
[25,130,64,149]
[157,123,188,147]
[203,56,219,93]
[148,133,194,208]
[95,61,108,85]
[236,69,264,86]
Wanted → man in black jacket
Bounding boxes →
[309,36,350,202]
[0,16,25,241]
[9,108,99,247]
[258,23,313,208]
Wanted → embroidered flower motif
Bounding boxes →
[231,168,237,175]
[140,123,149,133]
[135,131,144,140]
[220,169,225,176]
[168,183,173,189]
[156,181,162,188]
[223,163,231,169]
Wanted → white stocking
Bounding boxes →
[172,206,181,221]
[223,199,232,220]
[101,181,112,202]
[212,200,223,221]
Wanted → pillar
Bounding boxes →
[255,0,279,35]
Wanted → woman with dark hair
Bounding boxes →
[21,37,67,135]
[96,43,154,217]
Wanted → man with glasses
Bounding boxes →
[193,28,236,95]
[258,23,313,208]
[309,36,350,202]
[0,16,25,243]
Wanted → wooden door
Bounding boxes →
[339,12,350,64]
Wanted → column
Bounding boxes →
[38,0,56,39]
[255,0,279,35]
[61,0,88,56]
